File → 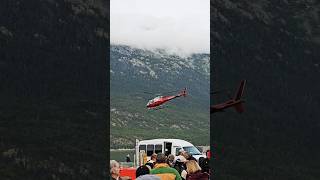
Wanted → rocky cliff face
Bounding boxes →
[212,0,320,179]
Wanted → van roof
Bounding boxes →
[138,139,194,147]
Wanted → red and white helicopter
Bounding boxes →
[146,88,187,109]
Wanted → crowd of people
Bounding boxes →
[110,150,210,180]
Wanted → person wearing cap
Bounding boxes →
[150,153,182,180]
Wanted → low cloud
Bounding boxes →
[111,0,209,56]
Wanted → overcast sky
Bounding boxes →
[111,0,210,56]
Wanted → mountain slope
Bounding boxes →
[110,45,210,149]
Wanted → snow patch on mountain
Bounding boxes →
[111,44,210,79]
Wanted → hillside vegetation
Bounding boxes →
[110,45,210,149]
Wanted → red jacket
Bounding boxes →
[186,171,209,180]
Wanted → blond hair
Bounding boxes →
[186,160,202,174]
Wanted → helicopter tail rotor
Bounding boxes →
[179,88,187,97]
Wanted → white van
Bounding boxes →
[135,139,206,166]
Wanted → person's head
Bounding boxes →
[136,165,150,178]
[168,154,175,162]
[175,157,188,167]
[199,157,210,173]
[178,149,185,155]
[183,152,191,160]
[186,160,202,174]
[206,150,211,159]
[151,153,157,161]
[110,160,120,177]
[156,153,167,163]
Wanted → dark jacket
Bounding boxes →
[173,161,186,174]
[186,171,209,180]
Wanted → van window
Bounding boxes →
[183,146,202,155]
[155,144,162,154]
[139,145,146,153]
[147,144,154,156]
[176,147,182,156]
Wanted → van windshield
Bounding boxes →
[183,146,202,155]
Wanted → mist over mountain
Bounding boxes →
[110,44,210,148]
[212,0,320,179]
[111,0,210,56]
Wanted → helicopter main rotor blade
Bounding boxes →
[142,89,181,96]
[161,90,180,94]
[142,91,155,95]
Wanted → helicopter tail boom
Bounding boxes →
[234,80,246,101]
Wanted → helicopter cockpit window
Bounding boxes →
[147,99,154,105]
[147,96,162,105]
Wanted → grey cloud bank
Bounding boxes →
[111,0,209,56]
